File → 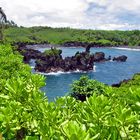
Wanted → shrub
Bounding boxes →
[70,76,109,101]
[44,47,62,56]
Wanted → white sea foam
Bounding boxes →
[93,65,96,71]
[112,47,140,51]
[35,70,84,76]
[31,66,35,69]
[35,71,64,76]
[35,66,96,76]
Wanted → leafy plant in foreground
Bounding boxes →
[0,44,140,139]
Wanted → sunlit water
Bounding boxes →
[29,47,140,101]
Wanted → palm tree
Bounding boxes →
[0,7,7,41]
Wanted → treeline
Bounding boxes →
[4,26,140,47]
[0,44,140,139]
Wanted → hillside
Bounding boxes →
[4,26,140,47]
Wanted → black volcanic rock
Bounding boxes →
[94,52,105,62]
[35,47,95,73]
[113,55,127,62]
[16,43,42,63]
[85,44,91,53]
[15,43,128,73]
[18,47,42,63]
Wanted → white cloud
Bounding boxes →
[109,0,140,13]
[2,0,89,26]
[86,0,140,12]
[1,0,140,30]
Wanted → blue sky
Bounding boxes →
[1,0,140,30]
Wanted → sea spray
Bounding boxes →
[113,47,140,51]
[35,67,96,76]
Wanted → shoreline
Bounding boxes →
[112,47,140,51]
[34,66,96,76]
[26,43,140,50]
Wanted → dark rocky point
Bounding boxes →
[16,43,128,73]
[113,55,127,62]
[16,43,42,63]
[94,52,105,62]
[35,47,95,73]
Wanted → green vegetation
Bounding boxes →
[44,47,62,56]
[4,26,140,47]
[0,44,140,139]
[70,76,108,100]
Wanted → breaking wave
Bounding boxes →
[35,65,96,76]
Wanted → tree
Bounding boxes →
[0,7,7,41]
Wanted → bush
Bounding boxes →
[70,76,109,101]
[44,47,62,56]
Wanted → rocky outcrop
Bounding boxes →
[16,43,128,73]
[17,43,42,63]
[113,55,127,62]
[35,49,95,73]
[94,52,105,62]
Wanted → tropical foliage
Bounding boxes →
[44,47,62,56]
[4,26,140,47]
[70,76,108,101]
[0,44,140,139]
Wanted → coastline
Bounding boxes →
[34,66,96,76]
[18,42,140,96]
[112,46,140,51]
[26,43,140,50]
